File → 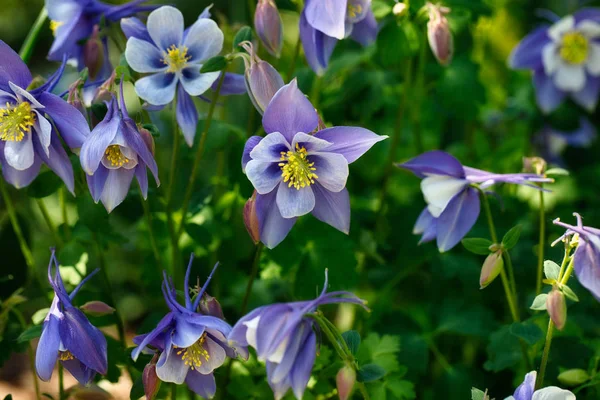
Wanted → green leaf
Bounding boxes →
[502,225,522,250]
[357,363,386,382]
[388,380,416,399]
[27,171,64,198]
[200,56,228,73]
[461,238,494,255]
[484,325,523,372]
[4,395,13,400]
[545,168,569,176]
[17,325,43,343]
[233,26,252,51]
[561,285,579,302]
[130,376,145,400]
[471,388,486,400]
[509,321,544,345]
[342,330,361,356]
[544,260,561,281]
[530,293,548,310]
[558,368,590,386]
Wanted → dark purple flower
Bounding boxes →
[534,117,596,165]
[507,371,574,400]
[131,256,236,398]
[0,41,89,193]
[242,80,387,248]
[553,213,600,301]
[300,0,379,75]
[397,151,551,252]
[35,250,107,385]
[228,271,367,400]
[509,9,600,113]
[79,82,159,212]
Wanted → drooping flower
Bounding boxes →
[242,80,387,248]
[534,117,596,166]
[553,213,600,300]
[426,2,453,66]
[507,371,575,400]
[79,81,159,212]
[255,0,284,58]
[228,271,367,400]
[397,151,552,252]
[300,0,379,75]
[35,250,107,385]
[123,5,225,146]
[509,9,600,113]
[131,256,237,399]
[0,41,89,192]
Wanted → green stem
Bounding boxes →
[357,383,371,400]
[240,243,265,315]
[171,383,177,400]
[499,268,519,322]
[479,188,498,243]
[536,188,545,294]
[503,250,519,314]
[60,187,71,241]
[140,193,162,269]
[176,72,226,238]
[166,101,182,279]
[58,363,65,400]
[411,27,427,154]
[19,7,48,63]
[36,199,63,248]
[306,314,348,361]
[12,309,41,400]
[536,319,554,390]
[560,256,576,286]
[428,339,453,373]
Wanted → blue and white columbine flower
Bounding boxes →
[506,371,574,400]
[124,5,224,146]
[35,250,107,385]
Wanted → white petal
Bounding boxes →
[4,132,34,170]
[532,387,575,400]
[125,37,167,74]
[586,43,600,76]
[147,6,184,51]
[554,63,586,91]
[243,316,260,348]
[577,20,600,38]
[183,18,224,63]
[548,15,575,41]
[276,183,316,218]
[195,336,226,374]
[420,175,467,218]
[9,82,43,109]
[542,43,559,75]
[34,112,52,157]
[266,335,289,364]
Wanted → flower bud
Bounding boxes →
[241,41,284,115]
[392,2,408,17]
[426,3,453,66]
[143,354,161,400]
[198,292,225,320]
[93,69,117,104]
[79,301,115,317]
[255,0,283,58]
[523,156,547,175]
[244,191,261,244]
[558,368,590,386]
[83,25,105,80]
[479,251,504,289]
[137,124,156,156]
[547,289,567,330]
[67,78,87,118]
[336,365,356,400]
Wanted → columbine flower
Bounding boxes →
[509,10,600,113]
[0,40,89,192]
[507,371,575,400]
[131,256,236,399]
[534,117,596,166]
[397,151,551,252]
[35,250,107,385]
[79,82,159,212]
[300,0,379,75]
[124,5,224,146]
[553,213,600,300]
[228,271,367,400]
[242,80,387,248]
[255,0,284,58]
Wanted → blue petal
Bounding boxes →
[0,40,32,91]
[350,9,378,47]
[270,322,310,384]
[121,17,152,42]
[573,239,600,299]
[86,165,109,202]
[132,313,174,361]
[255,304,294,359]
[36,92,90,150]
[513,371,536,400]
[216,72,247,95]
[242,136,263,172]
[0,141,41,189]
[33,133,75,195]
[313,126,387,163]
[136,164,149,199]
[185,370,216,398]
[47,9,91,62]
[304,0,347,40]
[311,184,350,234]
[35,315,60,381]
[120,119,159,186]
[436,187,480,253]
[80,99,120,175]
[246,161,282,194]
[100,168,136,212]
[180,67,219,97]
[533,69,565,114]
[508,26,550,70]
[299,13,337,76]
[147,6,184,51]
[228,306,265,351]
[156,336,189,384]
[183,18,223,63]
[310,152,348,192]
[571,74,600,112]
[172,316,205,348]
[290,326,316,399]
[397,150,466,179]
[255,190,297,249]
[182,314,233,336]
[62,358,96,386]
[59,306,107,375]
[125,37,166,74]
[176,85,199,147]
[135,72,178,106]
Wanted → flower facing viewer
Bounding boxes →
[242,80,387,248]
[507,371,574,400]
[35,250,107,385]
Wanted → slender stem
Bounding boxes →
[58,363,65,400]
[499,268,519,322]
[176,72,226,238]
[60,187,71,241]
[241,243,265,315]
[479,189,498,243]
[536,188,546,294]
[356,382,371,400]
[36,199,63,248]
[247,0,256,19]
[560,256,576,286]
[306,314,348,361]
[536,319,555,390]
[140,193,162,268]
[428,339,453,373]
[11,309,40,400]
[19,7,48,63]
[503,250,519,311]
[166,102,181,279]
[170,383,177,400]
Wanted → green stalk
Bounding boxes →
[166,101,182,279]
[59,187,71,241]
[240,243,265,315]
[536,319,554,389]
[503,250,519,313]
[36,199,63,248]
[19,7,48,63]
[12,308,41,400]
[58,363,65,400]
[171,383,177,400]
[536,188,545,294]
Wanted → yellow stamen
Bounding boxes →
[560,32,589,64]
[104,145,131,168]
[175,334,210,370]
[59,350,74,361]
[0,102,35,142]
[279,143,318,190]
[50,20,64,36]
[347,2,363,18]
[162,45,191,73]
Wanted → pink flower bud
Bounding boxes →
[143,354,161,400]
[198,292,225,320]
[241,42,284,114]
[244,191,261,244]
[547,289,567,330]
[336,365,356,400]
[137,124,156,156]
[83,25,105,80]
[255,0,283,58]
[427,3,453,66]
[79,301,115,317]
[479,251,504,289]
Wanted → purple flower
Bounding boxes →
[0,41,89,193]
[397,151,551,252]
[507,371,574,400]
[300,0,379,75]
[124,5,225,146]
[553,213,600,301]
[131,256,236,398]
[534,117,596,166]
[79,82,159,212]
[35,250,107,385]
[509,9,600,113]
[242,80,387,248]
[228,271,367,400]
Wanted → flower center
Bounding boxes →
[50,20,64,37]
[347,2,364,18]
[59,350,75,361]
[279,144,318,190]
[0,102,35,142]
[162,45,191,73]
[104,145,131,168]
[175,334,210,370]
[560,32,589,64]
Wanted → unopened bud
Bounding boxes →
[198,292,225,320]
[393,2,408,16]
[143,354,161,400]
[244,191,261,244]
[547,289,567,330]
[137,124,156,156]
[241,42,284,114]
[93,70,117,104]
[479,251,503,289]
[336,365,356,400]
[67,78,87,118]
[255,0,283,58]
[79,301,115,317]
[83,25,105,80]
[523,156,547,175]
[426,3,453,66]
[558,368,590,386]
